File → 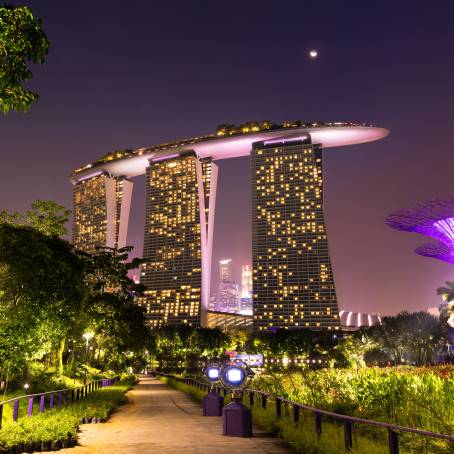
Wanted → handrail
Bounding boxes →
[156,372,454,453]
[0,376,119,429]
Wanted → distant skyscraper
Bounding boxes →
[219,259,232,283]
[217,259,240,312]
[241,265,253,298]
[139,153,217,328]
[72,173,132,253]
[251,139,340,330]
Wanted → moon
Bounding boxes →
[309,49,318,58]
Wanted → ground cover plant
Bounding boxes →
[252,366,454,453]
[161,368,453,454]
[0,377,135,451]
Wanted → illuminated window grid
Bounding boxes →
[72,174,126,253]
[251,140,340,331]
[141,154,212,328]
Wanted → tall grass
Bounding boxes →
[162,368,454,454]
[252,366,454,435]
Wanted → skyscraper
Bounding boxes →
[72,173,132,253]
[70,121,388,330]
[251,139,340,330]
[241,265,253,299]
[139,153,218,328]
[216,259,239,312]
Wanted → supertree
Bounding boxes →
[387,198,454,354]
[386,198,454,265]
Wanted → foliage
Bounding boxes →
[0,4,49,113]
[368,311,444,365]
[0,380,134,449]
[0,200,70,237]
[0,201,150,389]
[149,326,229,373]
[252,366,454,437]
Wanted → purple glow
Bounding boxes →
[433,217,454,243]
[151,153,180,162]
[386,198,454,245]
[387,198,454,265]
[415,241,454,264]
[263,135,309,145]
[77,170,103,182]
[71,126,389,184]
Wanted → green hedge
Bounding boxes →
[0,378,135,450]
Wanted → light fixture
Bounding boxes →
[83,332,94,341]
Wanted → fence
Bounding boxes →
[0,377,118,429]
[158,373,454,454]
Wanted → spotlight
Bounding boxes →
[224,367,245,386]
[220,360,253,390]
[204,363,222,383]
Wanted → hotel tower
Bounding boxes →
[70,121,388,330]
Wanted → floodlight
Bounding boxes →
[225,367,244,385]
[204,363,222,383]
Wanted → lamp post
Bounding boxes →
[83,332,94,384]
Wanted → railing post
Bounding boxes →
[314,411,322,437]
[0,404,3,429]
[65,389,69,403]
[27,396,34,416]
[49,393,54,409]
[76,389,79,401]
[71,389,75,401]
[13,399,19,421]
[293,404,300,424]
[344,420,353,450]
[261,394,267,409]
[388,429,399,454]
[39,394,45,413]
[275,398,282,417]
[249,392,254,406]
[57,391,62,407]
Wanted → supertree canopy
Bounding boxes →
[386,198,454,265]
[415,242,454,264]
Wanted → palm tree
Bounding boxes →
[436,281,454,302]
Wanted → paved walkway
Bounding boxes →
[53,377,293,453]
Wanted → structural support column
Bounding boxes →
[196,159,218,327]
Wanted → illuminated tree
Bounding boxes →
[386,198,454,265]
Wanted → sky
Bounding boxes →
[1,0,454,315]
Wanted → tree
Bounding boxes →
[0,200,70,237]
[371,311,443,365]
[0,224,84,379]
[0,4,49,113]
[26,200,71,237]
[81,246,149,372]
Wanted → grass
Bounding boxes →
[0,377,135,449]
[252,366,454,436]
[161,373,454,454]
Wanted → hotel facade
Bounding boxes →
[70,121,388,330]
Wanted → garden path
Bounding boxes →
[49,377,293,453]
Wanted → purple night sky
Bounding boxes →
[1,1,454,315]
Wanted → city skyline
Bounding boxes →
[2,1,454,316]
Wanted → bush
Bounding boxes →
[0,380,134,449]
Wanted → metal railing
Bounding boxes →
[0,377,119,429]
[158,373,454,454]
